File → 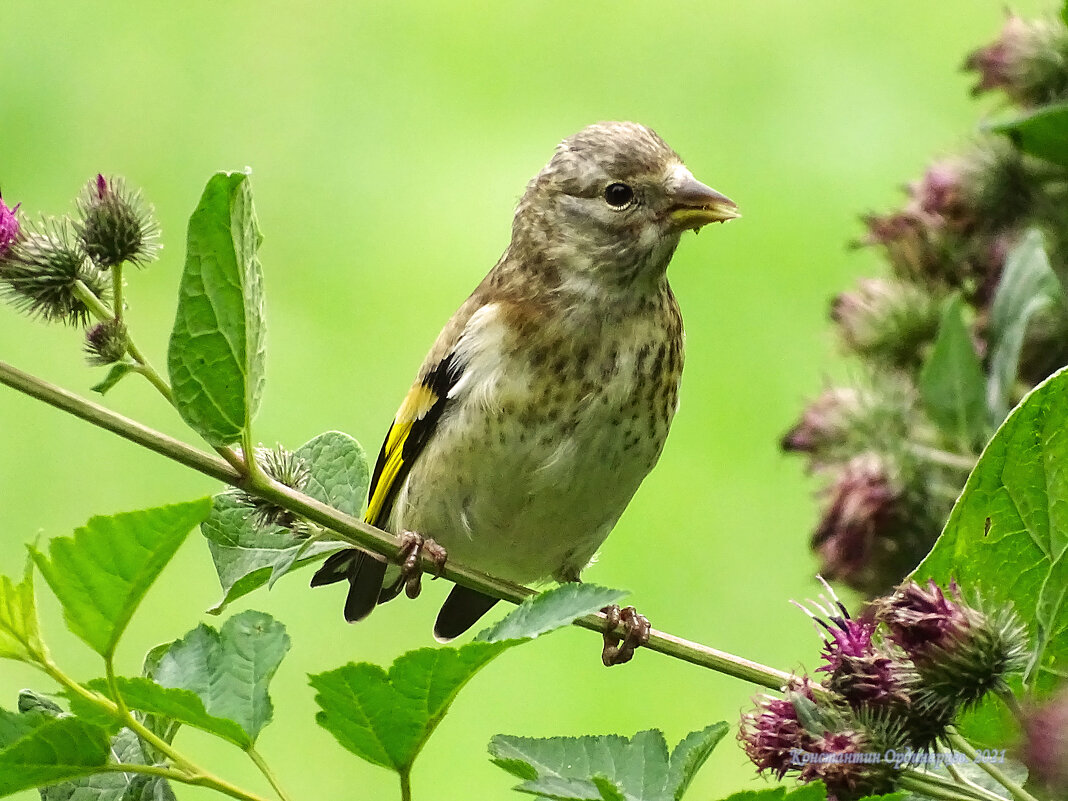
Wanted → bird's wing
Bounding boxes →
[364,350,464,527]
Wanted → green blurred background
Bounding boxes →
[0,2,1049,798]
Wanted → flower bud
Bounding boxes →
[964,14,1068,108]
[229,445,311,529]
[75,174,160,269]
[781,387,862,459]
[811,454,907,594]
[830,278,940,368]
[0,220,110,325]
[84,319,129,365]
[0,194,21,259]
[878,580,1029,710]
[1020,687,1068,796]
[739,683,816,780]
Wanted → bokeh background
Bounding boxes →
[0,2,1050,798]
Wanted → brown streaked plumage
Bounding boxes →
[312,121,738,639]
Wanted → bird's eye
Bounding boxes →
[603,182,635,208]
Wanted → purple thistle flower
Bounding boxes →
[739,682,816,780]
[0,194,21,259]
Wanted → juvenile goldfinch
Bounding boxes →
[312,122,738,643]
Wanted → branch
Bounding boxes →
[0,358,796,691]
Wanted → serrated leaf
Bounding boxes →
[990,101,1068,168]
[167,170,266,447]
[311,640,512,773]
[715,784,830,801]
[90,363,135,395]
[490,725,729,801]
[475,584,628,643]
[0,713,110,795]
[30,500,210,658]
[151,610,288,743]
[69,677,250,748]
[0,554,46,664]
[987,229,1062,422]
[667,723,729,800]
[919,295,987,449]
[201,430,368,613]
[915,367,1068,745]
[17,690,62,717]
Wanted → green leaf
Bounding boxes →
[918,295,987,449]
[0,554,46,664]
[0,712,110,796]
[715,785,829,801]
[201,430,369,613]
[167,170,266,447]
[36,727,177,801]
[30,500,210,658]
[666,723,729,800]
[989,101,1068,168]
[70,676,251,748]
[311,640,512,774]
[987,229,1062,421]
[915,367,1068,742]
[90,363,135,395]
[151,610,289,743]
[475,584,628,643]
[489,725,730,801]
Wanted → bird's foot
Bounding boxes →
[396,531,447,599]
[600,605,650,667]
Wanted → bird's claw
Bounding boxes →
[600,604,650,667]
[397,531,447,599]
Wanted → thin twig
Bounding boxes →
[0,358,797,691]
[946,728,1041,801]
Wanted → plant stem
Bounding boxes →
[0,358,799,691]
[104,655,129,719]
[400,770,412,801]
[42,657,273,801]
[946,729,1041,801]
[899,773,1004,801]
[912,766,1010,801]
[906,442,977,471]
[111,264,125,324]
[104,763,274,801]
[247,746,294,801]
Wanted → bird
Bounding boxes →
[312,121,738,652]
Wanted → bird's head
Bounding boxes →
[511,121,738,294]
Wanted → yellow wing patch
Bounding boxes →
[364,382,440,526]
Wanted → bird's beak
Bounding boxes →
[667,170,740,232]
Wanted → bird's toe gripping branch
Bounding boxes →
[601,604,651,667]
[389,531,448,600]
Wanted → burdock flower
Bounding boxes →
[739,682,817,780]
[0,220,110,325]
[964,14,1068,107]
[229,445,312,528]
[75,174,160,269]
[1020,687,1068,796]
[878,580,1028,711]
[0,194,20,259]
[818,614,909,711]
[84,319,129,366]
[811,454,905,594]
[830,278,940,368]
[781,387,862,462]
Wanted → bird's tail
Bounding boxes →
[433,584,500,641]
[310,549,388,623]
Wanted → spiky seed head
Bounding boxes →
[84,319,129,365]
[878,580,1029,711]
[738,681,817,780]
[781,387,864,460]
[229,445,312,529]
[75,174,160,269]
[0,219,110,325]
[964,13,1068,107]
[830,277,941,368]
